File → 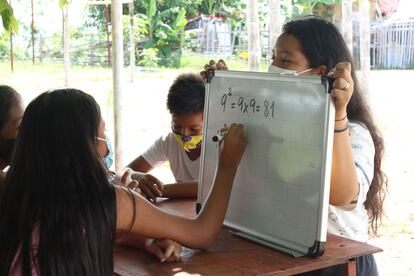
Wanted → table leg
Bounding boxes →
[343,258,356,276]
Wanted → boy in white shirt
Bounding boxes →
[127,74,204,201]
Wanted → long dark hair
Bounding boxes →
[283,16,387,234]
[0,85,21,166]
[0,89,116,275]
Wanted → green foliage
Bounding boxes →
[139,0,187,67]
[85,5,108,32]
[85,0,192,68]
[147,0,156,18]
[122,13,148,42]
[134,0,201,18]
[59,0,70,8]
[123,14,148,66]
[0,0,18,34]
[137,48,159,67]
[284,0,341,21]
[198,0,242,16]
[0,31,9,56]
[200,0,219,15]
[0,17,34,58]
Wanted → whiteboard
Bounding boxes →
[197,70,335,257]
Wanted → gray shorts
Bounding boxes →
[297,254,379,276]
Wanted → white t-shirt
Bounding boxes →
[141,132,200,182]
[327,122,375,242]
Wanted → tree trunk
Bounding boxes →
[39,33,43,63]
[268,0,282,60]
[105,4,111,67]
[31,0,35,65]
[341,0,353,53]
[9,0,13,72]
[112,0,125,171]
[9,30,13,73]
[63,5,69,87]
[359,0,370,86]
[246,0,261,71]
[129,1,135,82]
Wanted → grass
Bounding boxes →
[179,51,270,72]
[0,54,269,98]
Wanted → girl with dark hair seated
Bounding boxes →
[0,88,246,275]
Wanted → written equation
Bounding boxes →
[220,88,276,118]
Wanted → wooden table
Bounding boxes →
[114,199,382,276]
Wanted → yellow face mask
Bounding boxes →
[173,133,203,152]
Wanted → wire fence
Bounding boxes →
[353,19,414,69]
[371,19,414,69]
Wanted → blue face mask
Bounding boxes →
[103,136,114,169]
[96,135,114,169]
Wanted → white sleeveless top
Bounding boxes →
[327,122,375,242]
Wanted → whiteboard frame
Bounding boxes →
[197,70,335,257]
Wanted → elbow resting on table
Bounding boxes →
[185,219,221,249]
[194,236,216,249]
[193,231,220,249]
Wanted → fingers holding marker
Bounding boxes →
[212,128,228,142]
[219,123,247,167]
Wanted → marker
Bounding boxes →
[212,129,228,142]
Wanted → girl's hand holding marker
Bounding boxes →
[212,129,228,142]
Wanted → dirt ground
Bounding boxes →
[364,70,414,276]
[2,66,413,275]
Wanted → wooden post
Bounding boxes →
[9,0,13,72]
[268,0,282,60]
[105,4,111,67]
[39,33,43,63]
[31,0,35,65]
[9,30,14,73]
[359,0,370,86]
[89,33,95,66]
[129,1,135,82]
[63,5,70,87]
[246,0,261,71]
[341,0,353,53]
[112,0,125,171]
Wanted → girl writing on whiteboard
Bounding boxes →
[203,16,387,276]
[0,88,246,275]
